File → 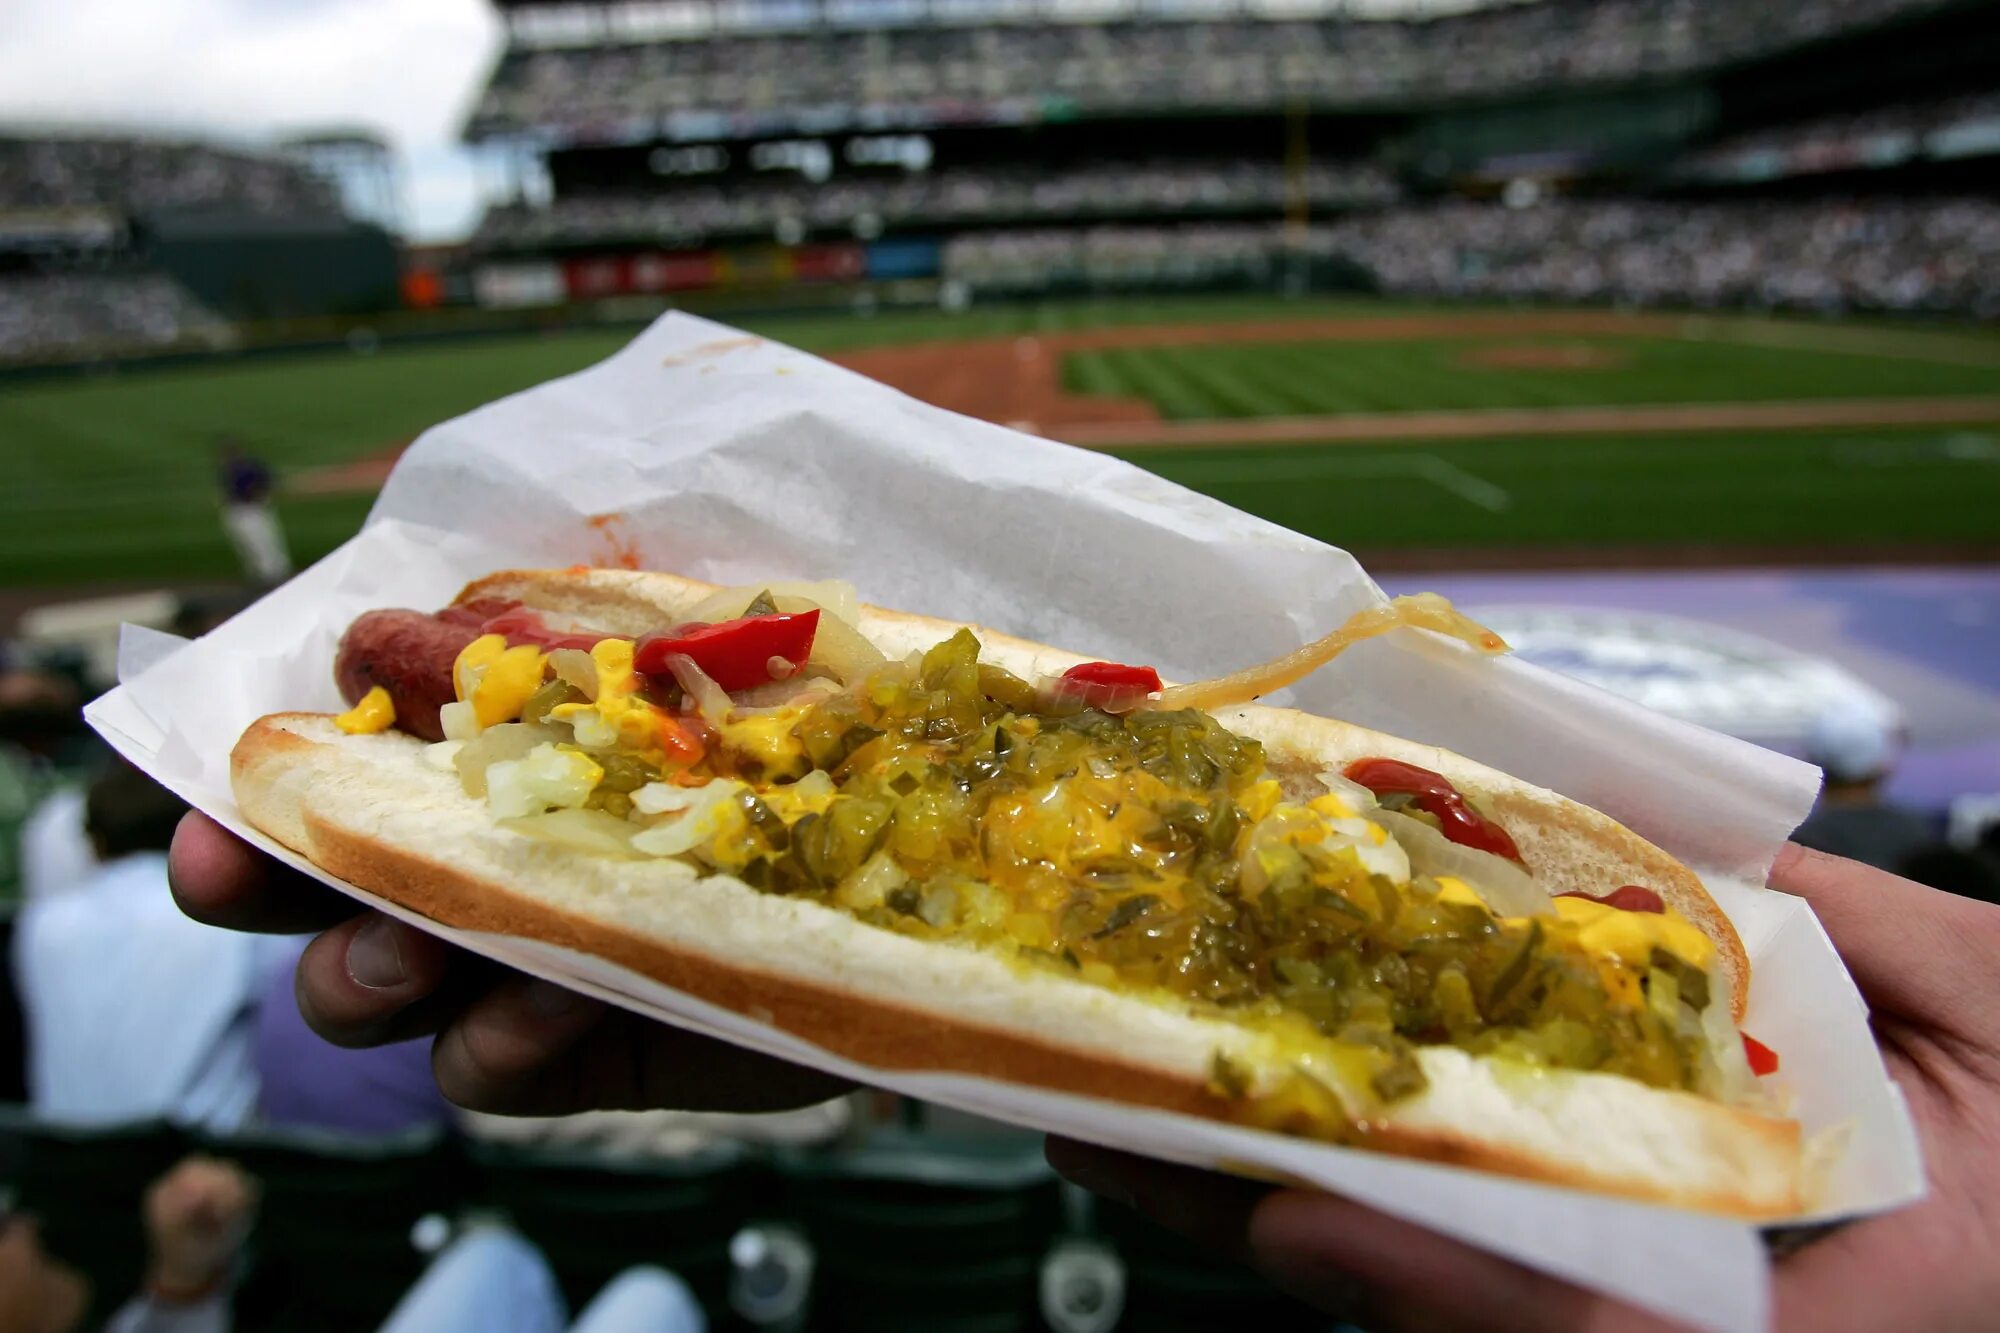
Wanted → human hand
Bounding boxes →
[143,1156,258,1302]
[1049,844,2000,1331]
[168,812,848,1116]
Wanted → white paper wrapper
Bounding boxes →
[86,313,1922,1332]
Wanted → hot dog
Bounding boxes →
[237,567,1804,1216]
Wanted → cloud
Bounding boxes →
[0,0,501,239]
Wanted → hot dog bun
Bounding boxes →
[233,568,1800,1216]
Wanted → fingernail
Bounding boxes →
[524,979,585,1018]
[346,916,408,990]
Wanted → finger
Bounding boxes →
[1768,843,2000,1035]
[428,976,611,1114]
[294,912,461,1047]
[433,985,849,1116]
[1044,1140,1264,1261]
[169,812,357,934]
[1248,1191,1676,1333]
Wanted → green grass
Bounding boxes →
[1113,426,2000,552]
[1064,336,2000,419]
[4,296,1998,588]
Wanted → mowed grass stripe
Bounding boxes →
[1115,426,2000,550]
[1086,346,1216,420]
[1147,346,1294,418]
[1066,336,2000,422]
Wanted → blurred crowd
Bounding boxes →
[942,223,1307,292]
[1319,197,2000,316]
[475,160,1398,248]
[938,198,2000,316]
[0,271,232,362]
[1682,89,2000,175]
[0,137,339,220]
[472,0,1950,132]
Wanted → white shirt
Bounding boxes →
[14,852,260,1131]
[19,785,94,902]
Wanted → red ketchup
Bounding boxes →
[1343,757,1523,863]
[1558,885,1666,914]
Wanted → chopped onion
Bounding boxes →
[439,700,482,742]
[835,851,908,911]
[425,740,464,773]
[733,677,841,712]
[549,648,599,701]
[1148,594,1508,714]
[567,708,619,749]
[453,722,566,797]
[662,652,733,727]
[1315,771,1379,810]
[632,781,699,815]
[1372,807,1552,918]
[684,580,860,626]
[502,808,640,857]
[485,743,601,821]
[631,778,745,856]
[799,608,886,685]
[789,769,836,803]
[1699,984,1759,1106]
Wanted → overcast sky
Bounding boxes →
[0,0,503,240]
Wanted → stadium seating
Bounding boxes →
[775,1127,1058,1333]
[935,196,2000,317]
[0,136,340,219]
[1314,197,2000,317]
[473,161,1398,249]
[205,1125,459,1333]
[0,270,234,363]
[468,0,1956,136]
[466,1135,754,1318]
[0,1109,190,1312]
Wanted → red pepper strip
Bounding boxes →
[1742,1033,1780,1076]
[1060,661,1164,693]
[1558,885,1666,914]
[1344,757,1524,864]
[1054,661,1163,714]
[634,610,821,692]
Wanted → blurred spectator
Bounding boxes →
[251,935,453,1138]
[0,1214,87,1333]
[1792,706,1934,872]
[0,1157,704,1333]
[16,782,93,905]
[215,438,291,587]
[13,766,262,1131]
[377,1228,705,1333]
[0,1155,257,1333]
[1894,843,2000,904]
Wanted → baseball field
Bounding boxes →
[4,296,1998,590]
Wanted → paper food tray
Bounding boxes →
[86,313,1922,1332]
